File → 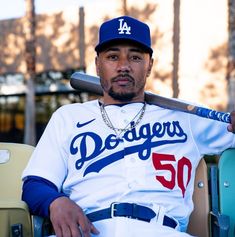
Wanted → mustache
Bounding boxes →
[111,74,135,82]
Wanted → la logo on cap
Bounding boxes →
[118,18,131,35]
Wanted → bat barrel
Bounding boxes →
[70,72,103,95]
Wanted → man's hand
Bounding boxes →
[49,196,99,237]
[228,111,235,133]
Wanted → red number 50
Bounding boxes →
[152,153,192,197]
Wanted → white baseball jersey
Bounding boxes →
[22,100,235,236]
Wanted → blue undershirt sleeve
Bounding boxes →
[22,176,67,218]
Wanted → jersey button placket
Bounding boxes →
[120,108,129,128]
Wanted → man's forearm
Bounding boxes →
[22,175,66,217]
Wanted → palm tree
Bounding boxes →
[227,0,235,111]
[172,0,180,98]
[24,0,36,145]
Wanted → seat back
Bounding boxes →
[0,142,34,237]
[187,158,210,237]
[218,148,235,237]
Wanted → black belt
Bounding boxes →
[86,203,177,229]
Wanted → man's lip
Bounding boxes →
[113,75,133,82]
[115,77,131,82]
[113,78,131,85]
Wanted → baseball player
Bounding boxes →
[22,16,235,237]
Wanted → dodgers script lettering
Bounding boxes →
[70,120,187,177]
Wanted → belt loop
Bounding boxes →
[132,203,138,219]
[150,204,162,224]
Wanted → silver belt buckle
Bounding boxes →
[110,202,119,218]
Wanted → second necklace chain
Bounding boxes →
[100,102,146,137]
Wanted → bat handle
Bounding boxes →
[196,107,231,123]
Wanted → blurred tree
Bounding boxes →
[203,43,227,110]
[172,0,180,98]
[227,0,235,111]
[205,43,227,74]
[24,0,36,145]
[79,7,86,71]
[122,0,128,15]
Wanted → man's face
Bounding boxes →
[95,42,153,104]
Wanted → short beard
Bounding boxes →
[108,88,136,102]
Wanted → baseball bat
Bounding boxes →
[70,72,231,124]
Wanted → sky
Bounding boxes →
[0,0,100,20]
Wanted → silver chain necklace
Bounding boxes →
[99,102,146,138]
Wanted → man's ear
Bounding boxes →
[147,58,154,77]
[95,56,100,76]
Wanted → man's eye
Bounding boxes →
[107,55,118,60]
[131,55,141,61]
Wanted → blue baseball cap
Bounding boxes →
[95,16,153,56]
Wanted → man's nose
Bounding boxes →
[117,58,131,72]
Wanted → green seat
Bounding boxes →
[218,149,235,237]
[210,165,230,237]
